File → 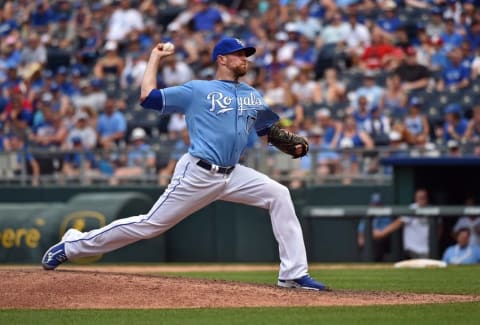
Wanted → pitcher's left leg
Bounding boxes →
[219,164,308,280]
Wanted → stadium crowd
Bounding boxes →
[1,0,480,186]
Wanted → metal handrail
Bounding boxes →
[0,144,477,186]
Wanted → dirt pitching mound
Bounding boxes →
[0,268,477,309]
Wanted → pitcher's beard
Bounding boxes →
[232,65,247,80]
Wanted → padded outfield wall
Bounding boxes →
[0,185,394,264]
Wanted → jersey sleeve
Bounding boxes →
[252,90,279,136]
[141,82,193,115]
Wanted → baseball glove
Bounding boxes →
[267,124,309,159]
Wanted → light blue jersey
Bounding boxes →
[141,80,279,166]
[442,244,480,265]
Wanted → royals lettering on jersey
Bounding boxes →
[207,91,263,115]
[141,80,279,166]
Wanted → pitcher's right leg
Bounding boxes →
[42,154,224,269]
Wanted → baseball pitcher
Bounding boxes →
[42,37,329,291]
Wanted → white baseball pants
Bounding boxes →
[64,153,309,280]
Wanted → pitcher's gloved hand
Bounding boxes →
[267,124,309,159]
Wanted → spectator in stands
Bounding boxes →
[379,72,408,117]
[357,192,393,262]
[453,196,480,247]
[290,126,324,188]
[167,24,200,66]
[317,67,346,106]
[403,97,430,146]
[76,24,103,67]
[472,46,480,79]
[463,1,477,26]
[290,67,322,107]
[191,0,223,33]
[319,12,349,46]
[121,52,148,90]
[273,31,296,66]
[106,0,144,43]
[314,108,341,173]
[161,53,194,87]
[446,139,462,157]
[292,33,317,70]
[0,2,19,37]
[110,127,156,185]
[49,13,75,51]
[460,40,475,70]
[19,32,47,67]
[349,70,384,111]
[53,66,75,97]
[359,28,397,71]
[0,63,22,98]
[463,105,480,144]
[376,0,402,38]
[93,41,125,83]
[47,82,70,114]
[333,114,374,183]
[29,108,67,149]
[72,79,107,113]
[414,26,432,67]
[429,35,449,71]
[290,5,322,41]
[442,227,480,264]
[1,35,21,74]
[31,92,52,128]
[263,70,302,127]
[315,107,336,141]
[0,87,33,134]
[393,26,412,52]
[436,48,471,91]
[363,105,391,147]
[443,0,463,26]
[61,136,97,185]
[158,127,189,186]
[7,132,40,186]
[344,11,371,68]
[352,95,370,130]
[96,98,127,149]
[64,111,97,150]
[29,2,54,34]
[192,47,215,79]
[375,188,435,259]
[440,18,464,53]
[394,46,430,92]
[442,103,468,143]
[467,19,480,53]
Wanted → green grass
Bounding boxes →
[2,265,480,324]
[1,303,480,325]
[162,265,480,295]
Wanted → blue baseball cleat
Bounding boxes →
[42,242,68,270]
[277,274,330,291]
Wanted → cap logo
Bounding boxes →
[235,38,244,46]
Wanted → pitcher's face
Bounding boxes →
[224,50,248,77]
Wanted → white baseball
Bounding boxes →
[163,42,175,52]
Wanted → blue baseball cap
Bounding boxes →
[50,82,60,92]
[445,103,461,115]
[212,38,256,62]
[430,7,442,15]
[409,96,422,107]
